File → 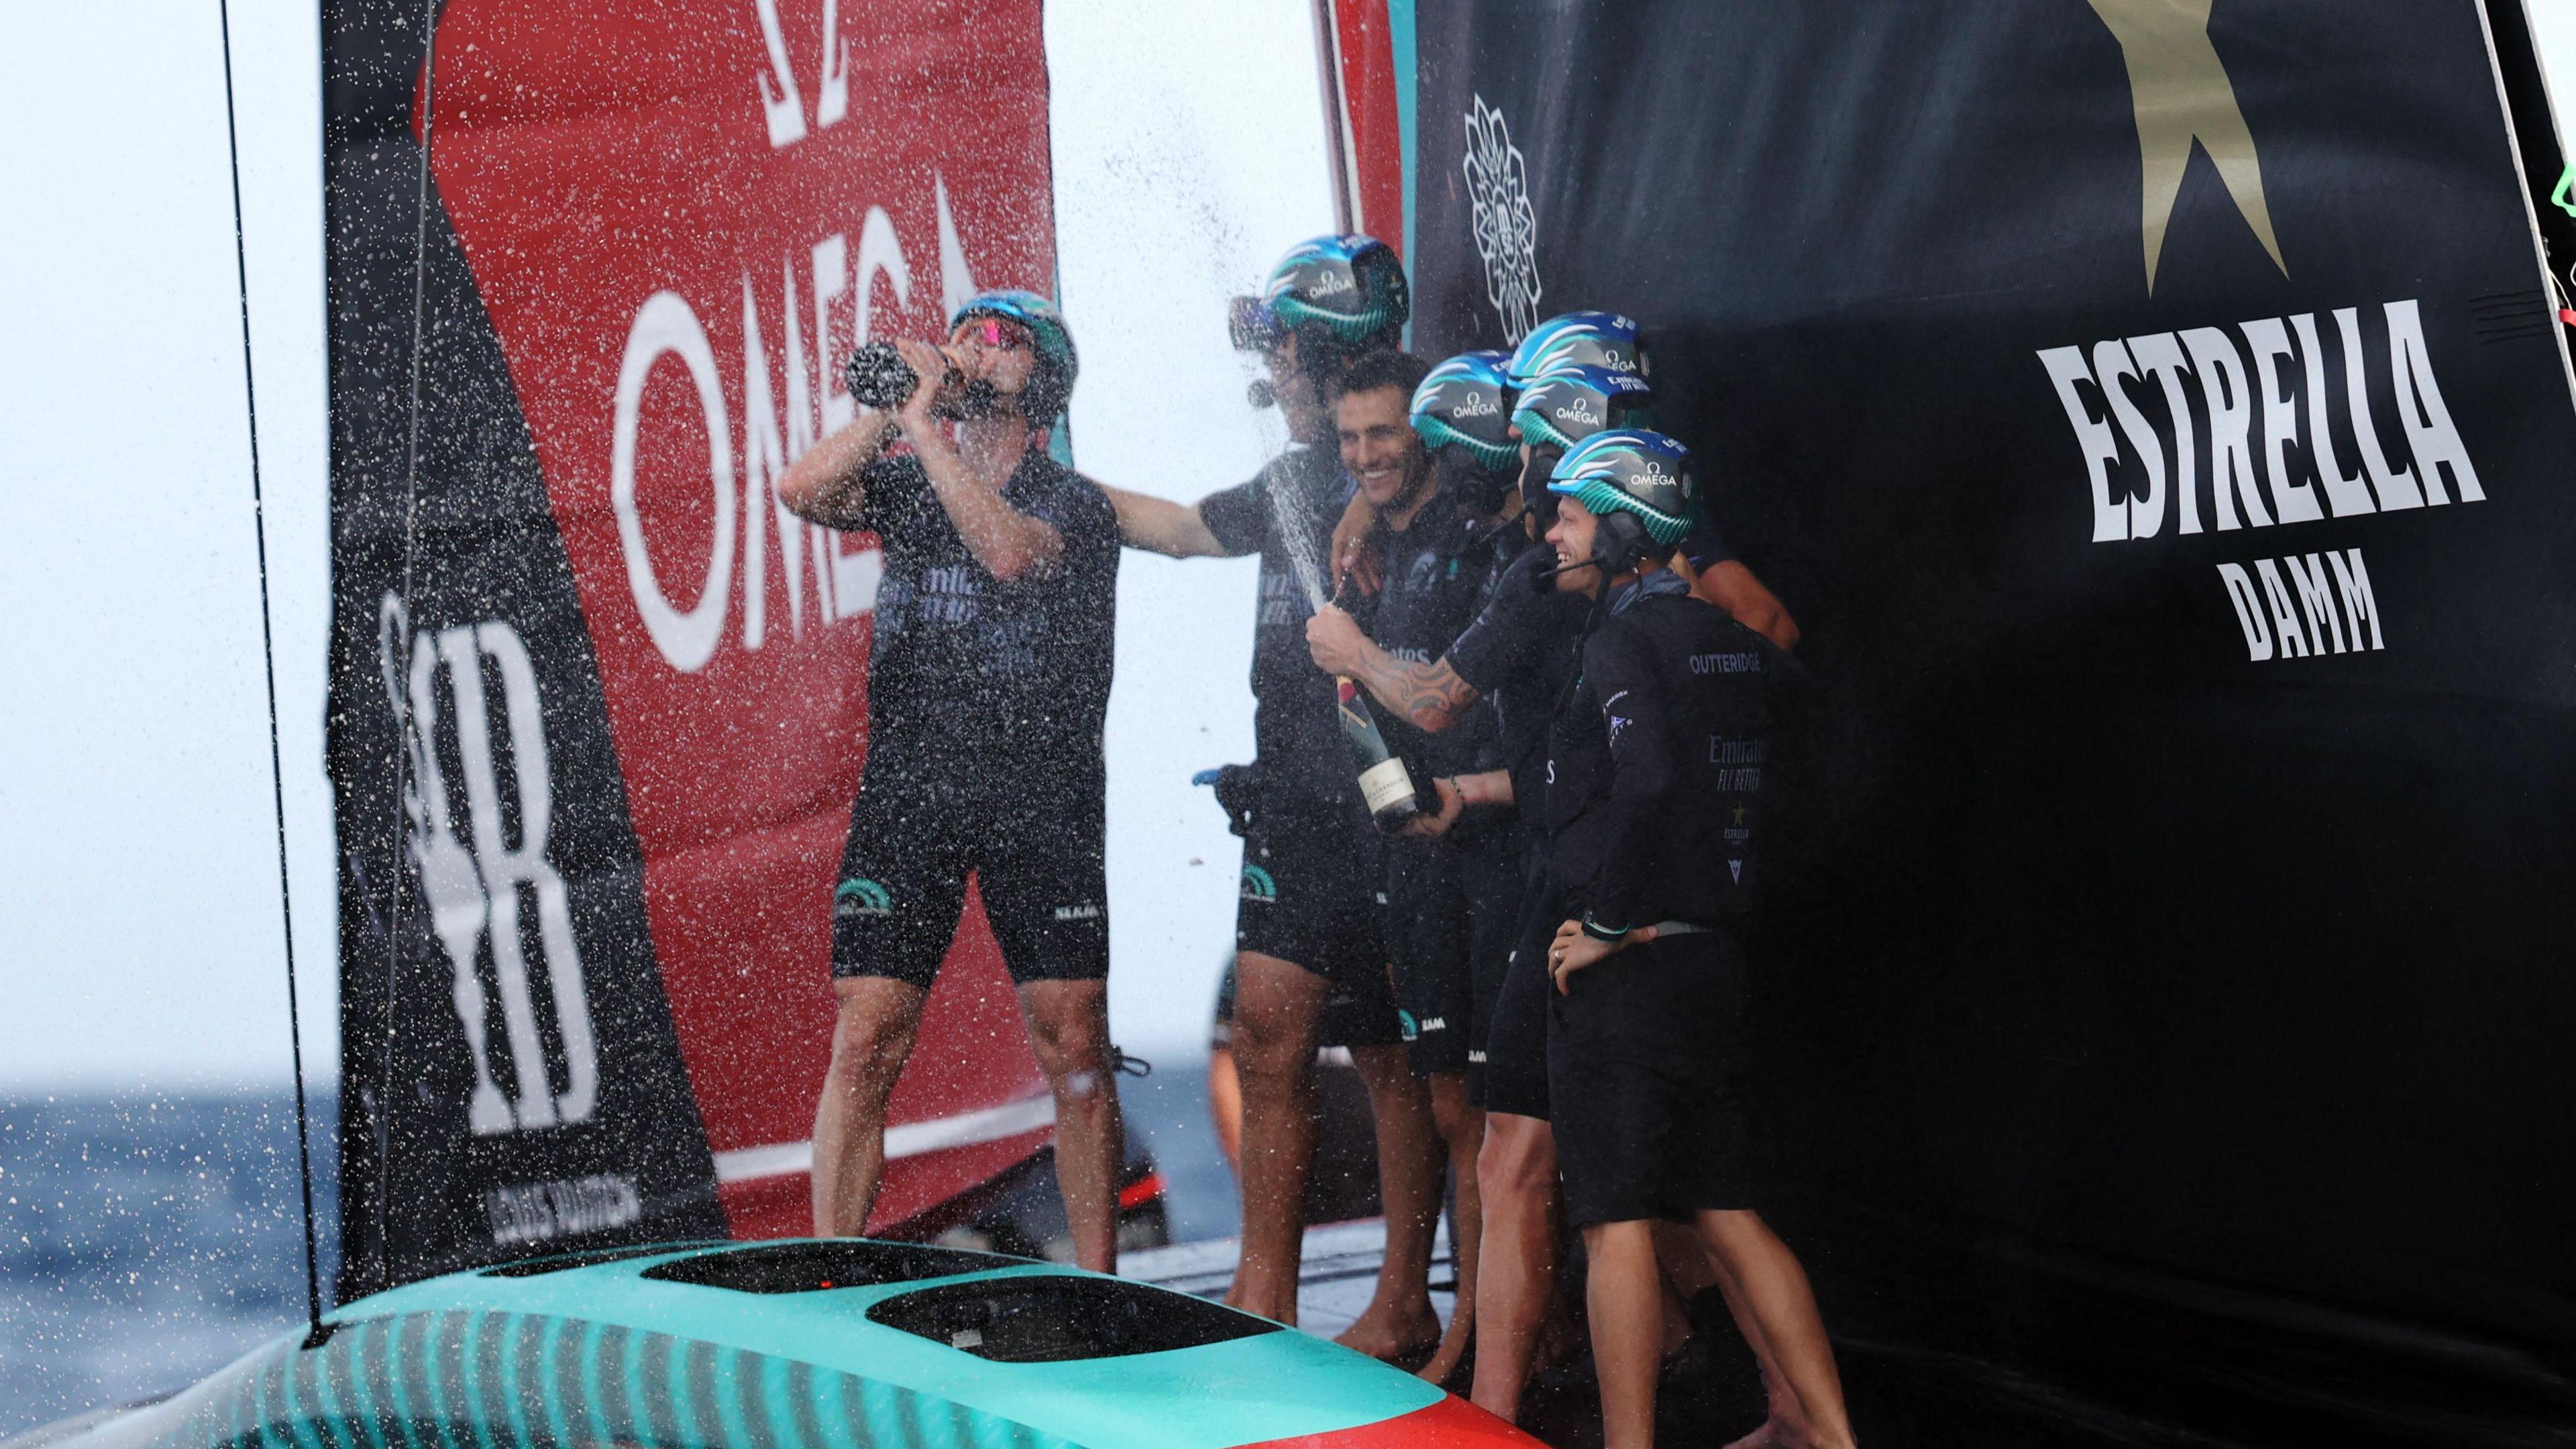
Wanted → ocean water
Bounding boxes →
[0,1069,1232,1434]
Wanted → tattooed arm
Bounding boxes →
[1305,603,1483,732]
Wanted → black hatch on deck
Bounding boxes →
[640,1240,1022,1293]
[866,1275,1280,1362]
[482,1241,729,1277]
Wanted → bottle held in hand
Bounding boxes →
[1337,679,1421,831]
[845,341,919,411]
[846,341,1000,419]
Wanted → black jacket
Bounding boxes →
[1546,572,1775,930]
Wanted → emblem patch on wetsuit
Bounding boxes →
[1240,863,1278,903]
[834,878,894,917]
[1399,1009,1419,1041]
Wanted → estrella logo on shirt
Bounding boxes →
[835,878,894,917]
[1240,863,1279,903]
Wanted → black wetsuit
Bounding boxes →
[1199,447,1399,1046]
[830,447,1120,989]
[1362,499,1511,1075]
[1544,570,1775,1226]
[1442,533,1592,1116]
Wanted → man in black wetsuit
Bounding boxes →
[1538,429,1855,1449]
[779,291,1128,1272]
[1101,236,1447,1349]
[1318,347,1514,1383]
[1310,349,1636,1419]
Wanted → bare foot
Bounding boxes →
[1723,1420,1813,1449]
[1335,1299,1442,1364]
[1225,1279,1297,1327]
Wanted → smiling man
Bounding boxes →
[1536,429,1854,1449]
[1325,349,1512,1380]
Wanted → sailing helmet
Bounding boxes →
[1507,310,1650,384]
[1256,235,1410,355]
[951,289,1078,423]
[1548,429,1699,568]
[1409,350,1517,469]
[1511,364,1656,453]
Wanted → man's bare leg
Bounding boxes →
[1470,1112,1559,1421]
[1703,1246,1817,1449]
[1226,951,1326,1323]
[1585,1219,1665,1449]
[1336,1041,1443,1360]
[1018,978,1124,1273]
[1694,1210,1856,1449]
[811,975,930,1236]
[1417,1071,1484,1383]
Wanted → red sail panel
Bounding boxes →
[415,0,1057,1240]
[1332,0,1407,256]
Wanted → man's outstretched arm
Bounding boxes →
[1306,604,1482,733]
[1100,484,1235,559]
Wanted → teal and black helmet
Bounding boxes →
[1548,429,1700,557]
[1410,350,1516,469]
[1258,235,1410,352]
[952,289,1077,423]
[1511,364,1656,453]
[1507,310,1650,384]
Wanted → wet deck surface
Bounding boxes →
[1122,1217,1455,1341]
[1124,1221,2185,1448]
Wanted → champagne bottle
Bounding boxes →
[1338,677,1421,830]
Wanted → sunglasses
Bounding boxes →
[961,317,1033,351]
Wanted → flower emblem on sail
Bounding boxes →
[1462,94,1542,344]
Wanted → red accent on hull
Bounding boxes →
[414,0,1059,1235]
[1238,1395,1546,1448]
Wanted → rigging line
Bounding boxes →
[215,0,328,1350]
[376,0,445,1291]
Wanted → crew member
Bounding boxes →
[1326,347,1513,1384]
[1539,429,1856,1449]
[1343,313,1799,650]
[1100,235,1447,1354]
[1311,346,1641,1419]
[778,292,1129,1273]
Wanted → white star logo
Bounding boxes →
[1463,95,1543,343]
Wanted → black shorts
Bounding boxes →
[830,759,1108,990]
[1548,930,1752,1226]
[1385,830,1518,1077]
[1235,810,1401,1048]
[1475,841,1562,1118]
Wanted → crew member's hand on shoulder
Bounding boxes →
[1330,488,1384,596]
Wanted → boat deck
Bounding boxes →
[1121,1217,1454,1340]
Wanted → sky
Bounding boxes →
[5,4,2576,1091]
[0,0,1324,1091]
